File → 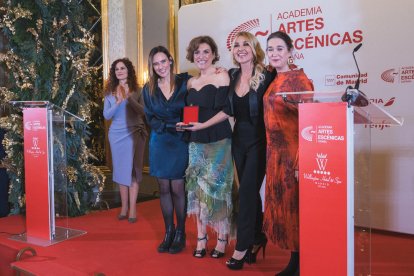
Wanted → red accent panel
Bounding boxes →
[299,102,348,275]
[23,108,50,240]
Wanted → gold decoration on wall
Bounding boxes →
[180,0,210,6]
[169,0,178,63]
[136,0,144,86]
[101,0,109,80]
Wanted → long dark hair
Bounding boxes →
[147,46,175,95]
[104,57,138,96]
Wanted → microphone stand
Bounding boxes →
[341,43,369,107]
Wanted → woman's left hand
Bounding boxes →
[185,122,205,131]
[215,67,227,74]
[175,122,204,131]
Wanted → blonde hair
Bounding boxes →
[231,32,265,91]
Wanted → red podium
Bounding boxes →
[279,91,403,276]
[10,101,87,246]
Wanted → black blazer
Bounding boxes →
[227,67,276,125]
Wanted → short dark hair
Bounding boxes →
[267,31,294,51]
[186,35,220,64]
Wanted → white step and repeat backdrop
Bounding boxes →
[177,0,414,234]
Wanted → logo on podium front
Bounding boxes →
[301,125,344,144]
[24,120,46,131]
[315,153,329,175]
[26,136,46,157]
[32,137,39,149]
[303,152,342,189]
[301,126,315,141]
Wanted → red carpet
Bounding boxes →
[1,199,413,275]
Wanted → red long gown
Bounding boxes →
[262,68,314,251]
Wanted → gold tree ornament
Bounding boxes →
[0,0,106,216]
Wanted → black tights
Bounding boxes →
[158,178,186,231]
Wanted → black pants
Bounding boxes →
[233,122,266,251]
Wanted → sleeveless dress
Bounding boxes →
[262,68,314,250]
[103,92,147,186]
[185,84,234,236]
[143,73,191,179]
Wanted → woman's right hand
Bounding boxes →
[115,86,128,104]
[115,92,126,104]
[176,122,186,132]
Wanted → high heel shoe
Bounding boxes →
[193,235,208,258]
[251,236,268,263]
[117,214,127,220]
[210,238,227,258]
[226,250,252,270]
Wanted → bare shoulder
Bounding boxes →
[187,76,195,90]
[216,70,230,86]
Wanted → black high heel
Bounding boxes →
[251,236,268,263]
[210,238,227,258]
[193,235,208,258]
[226,250,252,270]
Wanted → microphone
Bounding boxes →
[353,43,362,90]
[341,43,368,107]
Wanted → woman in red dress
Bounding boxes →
[263,31,314,276]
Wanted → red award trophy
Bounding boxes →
[183,105,199,125]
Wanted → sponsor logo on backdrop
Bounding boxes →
[301,125,344,144]
[325,72,368,86]
[24,120,46,131]
[274,6,363,50]
[381,66,414,83]
[370,97,395,107]
[303,152,342,189]
[365,120,391,130]
[363,97,396,130]
[227,5,364,60]
[381,69,398,83]
[226,19,269,51]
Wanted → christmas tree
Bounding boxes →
[0,0,105,216]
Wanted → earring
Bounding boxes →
[288,57,294,64]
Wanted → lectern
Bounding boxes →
[10,101,87,246]
[279,91,403,276]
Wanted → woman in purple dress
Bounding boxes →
[103,58,147,223]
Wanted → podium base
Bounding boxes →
[9,226,86,247]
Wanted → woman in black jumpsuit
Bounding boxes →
[225,32,275,270]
